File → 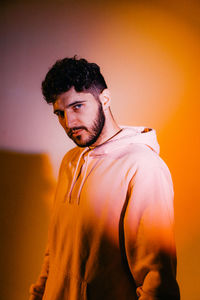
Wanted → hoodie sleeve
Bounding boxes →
[28,149,74,299]
[29,245,49,299]
[124,154,180,299]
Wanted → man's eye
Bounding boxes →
[73,104,82,110]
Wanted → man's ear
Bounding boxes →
[99,89,111,110]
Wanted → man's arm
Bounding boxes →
[29,245,49,300]
[28,150,73,299]
[124,155,180,299]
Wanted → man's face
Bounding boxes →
[53,87,105,147]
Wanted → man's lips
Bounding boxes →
[71,129,83,136]
[68,127,87,137]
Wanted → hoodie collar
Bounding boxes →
[86,126,160,157]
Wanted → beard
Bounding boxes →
[67,102,105,148]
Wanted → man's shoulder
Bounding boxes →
[123,143,171,177]
[58,146,81,175]
[61,146,81,164]
[122,143,159,163]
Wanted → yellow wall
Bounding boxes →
[1,1,199,299]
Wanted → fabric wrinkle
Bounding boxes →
[77,152,90,205]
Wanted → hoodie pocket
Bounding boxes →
[62,274,88,300]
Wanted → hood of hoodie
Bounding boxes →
[88,126,160,156]
[67,126,160,204]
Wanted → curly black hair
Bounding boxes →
[42,56,108,103]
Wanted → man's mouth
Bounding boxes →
[71,129,83,136]
[68,127,87,138]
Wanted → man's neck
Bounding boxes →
[90,117,121,148]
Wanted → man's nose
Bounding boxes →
[64,110,76,129]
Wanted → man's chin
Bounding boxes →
[71,136,89,148]
[71,136,99,148]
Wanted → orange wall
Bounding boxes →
[1,1,199,299]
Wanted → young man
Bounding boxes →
[30,57,180,299]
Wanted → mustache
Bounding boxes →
[68,126,88,137]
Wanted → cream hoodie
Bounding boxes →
[30,126,180,300]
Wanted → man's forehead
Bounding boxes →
[55,87,79,103]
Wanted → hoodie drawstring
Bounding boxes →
[67,148,89,204]
[77,152,90,205]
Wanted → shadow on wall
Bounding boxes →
[0,150,56,300]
